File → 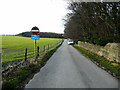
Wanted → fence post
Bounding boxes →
[44,45,45,53]
[51,44,52,48]
[25,48,27,61]
[48,44,49,50]
[37,46,39,57]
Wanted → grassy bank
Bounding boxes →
[2,41,63,89]
[73,45,120,79]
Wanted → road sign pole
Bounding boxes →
[31,26,40,62]
[35,39,36,61]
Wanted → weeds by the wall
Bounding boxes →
[73,45,120,79]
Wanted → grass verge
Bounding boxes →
[73,45,120,79]
[2,41,63,89]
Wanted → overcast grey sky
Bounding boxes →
[0,0,68,35]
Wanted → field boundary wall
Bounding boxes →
[78,41,120,62]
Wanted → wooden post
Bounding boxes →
[25,48,27,61]
[44,45,45,53]
[48,44,49,50]
[37,46,39,57]
[50,44,52,48]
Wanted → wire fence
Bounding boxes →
[2,40,63,77]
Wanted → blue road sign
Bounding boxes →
[31,35,40,40]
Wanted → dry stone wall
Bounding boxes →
[78,41,120,62]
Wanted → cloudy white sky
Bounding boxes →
[0,0,68,35]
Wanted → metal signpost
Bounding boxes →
[31,26,40,62]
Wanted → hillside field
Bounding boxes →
[1,36,62,63]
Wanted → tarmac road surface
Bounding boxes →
[25,40,119,88]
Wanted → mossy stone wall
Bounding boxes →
[78,41,120,62]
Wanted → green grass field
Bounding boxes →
[1,36,62,63]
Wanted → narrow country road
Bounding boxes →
[25,40,119,88]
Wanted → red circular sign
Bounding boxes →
[31,26,39,35]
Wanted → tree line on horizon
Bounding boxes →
[16,32,64,38]
[64,1,120,46]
